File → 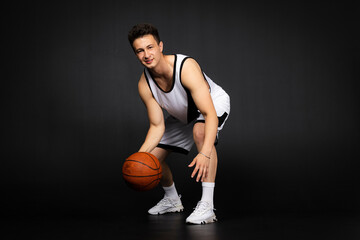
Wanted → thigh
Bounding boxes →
[151,147,171,163]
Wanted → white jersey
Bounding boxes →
[144,54,227,124]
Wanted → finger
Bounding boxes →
[201,169,205,182]
[196,167,203,182]
[201,167,208,182]
[191,166,199,178]
[188,159,196,167]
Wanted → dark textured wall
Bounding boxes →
[2,0,359,216]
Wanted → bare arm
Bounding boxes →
[138,73,165,152]
[181,58,219,181]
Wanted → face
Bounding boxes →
[132,34,163,69]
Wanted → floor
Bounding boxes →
[2,208,360,240]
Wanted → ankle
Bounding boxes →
[163,182,180,200]
[200,182,215,208]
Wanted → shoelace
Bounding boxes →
[192,201,212,215]
[156,195,182,207]
[156,197,171,206]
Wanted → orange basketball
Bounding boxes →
[122,152,162,191]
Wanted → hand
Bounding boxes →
[188,153,210,182]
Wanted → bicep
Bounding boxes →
[181,59,216,116]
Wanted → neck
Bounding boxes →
[148,54,172,80]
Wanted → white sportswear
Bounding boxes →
[144,54,229,124]
[144,54,230,153]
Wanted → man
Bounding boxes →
[128,23,230,224]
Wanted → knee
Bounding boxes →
[193,126,205,146]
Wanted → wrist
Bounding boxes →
[199,145,213,159]
[199,152,210,159]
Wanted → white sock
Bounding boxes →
[163,182,179,200]
[200,182,215,208]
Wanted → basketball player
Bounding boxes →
[128,23,230,224]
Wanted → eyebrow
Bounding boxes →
[135,44,153,52]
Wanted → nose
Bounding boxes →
[144,49,150,59]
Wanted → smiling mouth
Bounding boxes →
[144,59,153,64]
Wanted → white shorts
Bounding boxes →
[157,91,230,154]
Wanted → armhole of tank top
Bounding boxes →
[178,56,201,123]
[179,57,211,92]
[202,72,212,93]
[168,54,177,93]
[143,69,155,98]
[179,56,192,89]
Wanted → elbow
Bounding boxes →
[150,122,165,135]
[214,115,219,127]
[159,124,165,135]
[203,112,218,126]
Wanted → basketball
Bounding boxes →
[122,152,162,191]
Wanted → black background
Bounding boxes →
[2,0,359,222]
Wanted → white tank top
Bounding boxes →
[144,54,223,124]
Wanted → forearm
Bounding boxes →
[138,124,165,153]
[200,113,218,157]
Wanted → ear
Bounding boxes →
[159,41,163,52]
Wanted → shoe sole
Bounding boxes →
[186,215,217,225]
[148,206,184,215]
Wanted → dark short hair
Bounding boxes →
[128,23,161,48]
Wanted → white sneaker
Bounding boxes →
[148,195,184,215]
[186,201,217,224]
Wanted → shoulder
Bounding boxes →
[138,72,147,88]
[181,57,202,76]
[138,72,152,99]
[181,56,202,78]
[180,58,207,90]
